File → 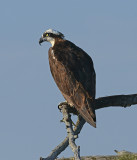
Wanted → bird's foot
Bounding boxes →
[58,102,78,115]
[58,101,68,111]
[58,102,77,126]
[58,102,69,124]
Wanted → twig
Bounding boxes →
[114,149,135,155]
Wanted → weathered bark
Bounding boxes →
[41,93,137,160]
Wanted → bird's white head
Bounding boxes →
[39,29,64,47]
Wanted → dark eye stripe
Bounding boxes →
[43,32,64,38]
[43,32,47,37]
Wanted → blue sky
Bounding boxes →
[0,0,137,159]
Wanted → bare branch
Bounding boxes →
[41,116,85,160]
[94,94,137,110]
[41,93,137,160]
[59,104,81,160]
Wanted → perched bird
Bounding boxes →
[39,29,96,127]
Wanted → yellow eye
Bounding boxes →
[46,33,49,37]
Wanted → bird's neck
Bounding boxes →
[52,38,65,47]
[50,39,55,47]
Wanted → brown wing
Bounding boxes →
[48,41,96,127]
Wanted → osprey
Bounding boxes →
[39,29,96,128]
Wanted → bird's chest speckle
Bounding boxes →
[48,48,60,74]
[50,49,56,60]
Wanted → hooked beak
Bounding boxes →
[39,36,47,45]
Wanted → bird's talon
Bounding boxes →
[58,102,68,110]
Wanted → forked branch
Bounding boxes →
[41,93,137,160]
